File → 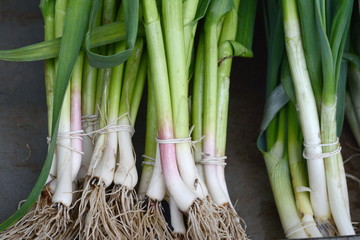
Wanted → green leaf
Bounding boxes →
[0,21,129,62]
[280,56,296,104]
[329,0,353,74]
[193,0,211,22]
[351,11,360,54]
[39,0,56,21]
[227,41,253,57]
[260,0,285,149]
[218,0,257,58]
[263,0,281,43]
[205,0,234,24]
[0,0,92,231]
[328,0,353,91]
[236,0,257,51]
[314,0,336,101]
[344,53,360,70]
[85,0,139,68]
[336,59,348,136]
[257,84,289,152]
[297,0,323,105]
[264,0,284,97]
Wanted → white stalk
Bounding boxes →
[46,155,57,184]
[195,165,205,182]
[177,144,209,198]
[265,141,308,239]
[52,87,73,207]
[78,121,94,180]
[113,117,138,189]
[170,196,186,236]
[195,158,205,183]
[216,165,231,203]
[93,131,117,187]
[94,42,126,188]
[302,214,323,237]
[322,103,354,235]
[87,133,105,176]
[203,137,229,205]
[283,0,330,222]
[162,0,208,199]
[146,144,166,201]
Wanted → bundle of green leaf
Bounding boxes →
[258,0,356,238]
[0,0,144,239]
[0,0,258,239]
[139,0,256,239]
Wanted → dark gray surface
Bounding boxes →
[0,0,48,223]
[0,1,359,240]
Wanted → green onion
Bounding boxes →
[283,0,332,231]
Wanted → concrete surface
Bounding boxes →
[0,1,359,240]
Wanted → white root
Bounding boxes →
[138,198,173,240]
[218,204,248,240]
[138,145,172,239]
[186,198,221,240]
[185,198,249,240]
[316,219,338,237]
[73,177,124,240]
[0,186,54,240]
[108,185,144,239]
[9,203,71,240]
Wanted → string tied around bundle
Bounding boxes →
[198,156,227,166]
[284,221,317,238]
[88,113,135,140]
[81,114,99,129]
[303,137,341,160]
[47,130,84,155]
[141,155,156,166]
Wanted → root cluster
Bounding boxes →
[186,199,248,240]
[108,185,144,239]
[0,181,250,240]
[73,177,123,240]
[139,198,173,240]
[317,219,338,237]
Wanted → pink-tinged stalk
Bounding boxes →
[162,0,208,199]
[157,135,196,211]
[158,122,182,187]
[142,0,197,212]
[70,52,84,181]
[70,92,82,181]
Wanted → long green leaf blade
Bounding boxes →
[297,0,323,106]
[85,0,139,68]
[0,21,129,62]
